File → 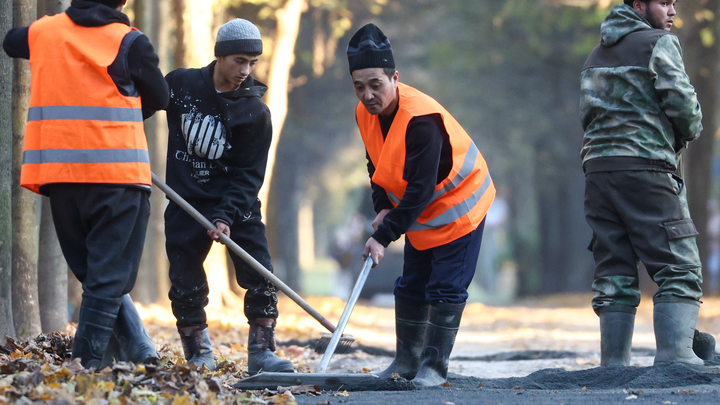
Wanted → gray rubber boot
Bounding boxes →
[599,310,635,366]
[72,296,122,369]
[117,294,159,364]
[247,318,294,375]
[377,298,429,380]
[412,302,465,387]
[178,325,216,371]
[653,301,703,366]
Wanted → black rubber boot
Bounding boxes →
[247,318,294,375]
[653,301,703,366]
[599,309,635,366]
[178,325,216,371]
[693,330,716,361]
[412,302,465,387]
[117,294,159,364]
[378,298,429,380]
[72,296,122,369]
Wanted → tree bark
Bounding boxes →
[12,0,42,340]
[0,0,17,339]
[38,198,68,332]
[258,0,306,216]
[677,1,719,295]
[131,0,169,305]
[35,0,69,334]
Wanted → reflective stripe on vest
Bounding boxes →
[23,149,150,165]
[408,171,493,232]
[23,13,150,194]
[28,106,143,122]
[387,142,480,205]
[358,82,495,250]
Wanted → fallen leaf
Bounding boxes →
[477,382,483,389]
[362,368,372,373]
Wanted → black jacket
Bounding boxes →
[164,61,272,227]
[2,0,168,118]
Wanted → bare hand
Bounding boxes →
[208,222,231,241]
[372,209,391,232]
[362,237,385,267]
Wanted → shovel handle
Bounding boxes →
[151,172,338,334]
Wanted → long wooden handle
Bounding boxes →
[151,172,338,333]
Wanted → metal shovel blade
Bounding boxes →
[232,372,414,391]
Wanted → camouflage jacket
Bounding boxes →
[580,4,702,170]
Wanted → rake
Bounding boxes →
[151,173,355,354]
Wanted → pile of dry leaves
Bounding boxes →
[0,330,344,405]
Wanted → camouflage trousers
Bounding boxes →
[585,170,702,314]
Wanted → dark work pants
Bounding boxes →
[46,184,150,301]
[585,170,702,314]
[394,219,485,305]
[165,199,278,328]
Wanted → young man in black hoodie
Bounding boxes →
[3,0,168,368]
[163,18,294,375]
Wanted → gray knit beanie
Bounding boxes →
[215,19,263,57]
[347,23,394,73]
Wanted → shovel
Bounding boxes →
[151,173,355,353]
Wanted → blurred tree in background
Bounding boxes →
[2,0,720,337]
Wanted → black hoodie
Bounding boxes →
[2,0,169,117]
[164,61,272,227]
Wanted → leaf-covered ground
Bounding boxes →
[3,295,720,404]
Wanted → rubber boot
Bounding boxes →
[653,301,704,366]
[412,302,465,387]
[247,318,294,375]
[599,310,635,366]
[117,294,159,364]
[178,325,216,371]
[377,298,429,380]
[72,296,122,369]
[693,330,716,361]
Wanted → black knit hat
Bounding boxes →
[215,19,263,57]
[347,23,395,74]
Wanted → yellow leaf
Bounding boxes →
[362,368,372,373]
[171,393,192,405]
[441,382,451,387]
[48,383,62,389]
[582,386,586,390]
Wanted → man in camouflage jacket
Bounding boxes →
[580,0,713,368]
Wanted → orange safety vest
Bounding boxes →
[357,82,495,250]
[22,13,150,194]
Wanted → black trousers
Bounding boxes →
[165,198,278,328]
[46,184,150,301]
[394,220,485,305]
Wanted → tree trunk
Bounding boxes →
[0,0,17,339]
[35,0,66,16]
[677,1,719,295]
[38,198,68,332]
[131,0,170,305]
[12,0,41,340]
[35,0,69,334]
[258,0,306,216]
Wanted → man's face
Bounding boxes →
[635,0,677,31]
[351,68,399,116]
[215,53,259,89]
